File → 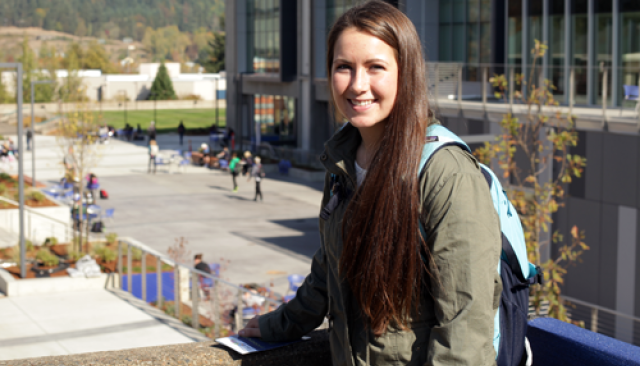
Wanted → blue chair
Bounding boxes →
[623,85,640,116]
[103,208,115,221]
[284,274,305,302]
[279,159,292,175]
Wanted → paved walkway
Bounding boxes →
[0,288,208,361]
[0,134,322,293]
[0,132,326,360]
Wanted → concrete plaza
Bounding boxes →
[0,132,325,360]
[3,134,322,292]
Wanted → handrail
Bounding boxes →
[119,236,282,306]
[117,236,284,338]
[563,295,640,322]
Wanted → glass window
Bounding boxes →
[452,0,466,23]
[326,0,356,33]
[594,12,612,105]
[549,5,565,96]
[480,22,492,63]
[439,24,452,61]
[480,0,491,23]
[247,0,280,75]
[468,0,479,22]
[452,24,466,62]
[572,1,588,104]
[620,10,640,108]
[507,0,522,65]
[440,0,452,23]
[254,94,297,142]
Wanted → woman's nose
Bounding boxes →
[350,68,369,94]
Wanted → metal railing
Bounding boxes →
[0,196,72,244]
[116,237,283,338]
[563,295,640,346]
[427,62,640,128]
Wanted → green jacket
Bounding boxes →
[259,123,502,366]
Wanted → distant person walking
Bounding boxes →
[26,129,33,151]
[248,156,265,201]
[229,152,241,192]
[148,139,159,174]
[242,151,253,176]
[148,121,157,142]
[178,121,186,145]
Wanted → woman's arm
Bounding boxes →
[241,173,332,341]
[420,147,501,366]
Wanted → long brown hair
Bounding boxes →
[327,1,433,336]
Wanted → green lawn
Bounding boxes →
[101,108,226,133]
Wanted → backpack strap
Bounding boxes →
[419,125,472,177]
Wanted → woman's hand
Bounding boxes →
[238,315,262,338]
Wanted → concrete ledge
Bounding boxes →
[4,330,332,366]
[0,269,116,297]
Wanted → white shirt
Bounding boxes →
[355,161,367,187]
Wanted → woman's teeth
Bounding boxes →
[350,100,373,106]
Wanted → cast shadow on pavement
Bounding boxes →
[231,217,321,262]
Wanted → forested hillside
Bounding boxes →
[0,0,225,41]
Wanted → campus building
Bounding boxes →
[225,0,640,345]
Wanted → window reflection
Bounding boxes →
[248,0,280,74]
[621,1,640,108]
[254,94,296,143]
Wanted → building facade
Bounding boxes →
[225,0,640,344]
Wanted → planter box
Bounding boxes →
[0,268,116,297]
[0,202,71,246]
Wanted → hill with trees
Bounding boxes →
[0,0,225,68]
[0,0,225,40]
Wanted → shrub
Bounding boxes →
[36,249,60,266]
[15,240,35,251]
[105,232,118,244]
[30,191,46,203]
[181,94,202,101]
[131,246,143,261]
[11,246,21,268]
[44,237,59,246]
[94,245,116,262]
[0,172,14,182]
[181,315,192,326]
[67,250,83,262]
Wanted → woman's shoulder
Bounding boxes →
[420,145,483,193]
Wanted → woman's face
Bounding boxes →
[331,28,398,130]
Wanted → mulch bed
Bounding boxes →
[5,262,77,279]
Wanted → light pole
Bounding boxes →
[30,80,55,187]
[119,90,128,127]
[214,77,219,128]
[1,62,26,278]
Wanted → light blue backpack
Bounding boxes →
[419,125,542,366]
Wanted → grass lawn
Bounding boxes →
[101,108,226,134]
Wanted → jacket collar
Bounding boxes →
[320,122,361,186]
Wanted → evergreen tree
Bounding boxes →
[148,63,177,100]
[199,31,225,73]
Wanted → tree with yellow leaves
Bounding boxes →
[474,40,589,324]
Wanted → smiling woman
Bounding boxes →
[239,2,502,366]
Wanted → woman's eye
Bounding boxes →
[371,65,385,70]
[335,64,351,71]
